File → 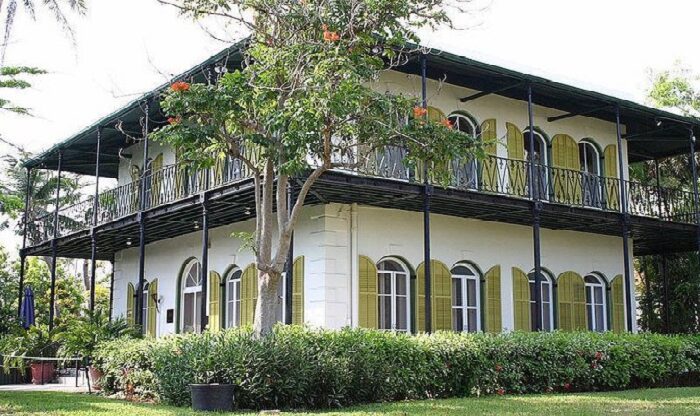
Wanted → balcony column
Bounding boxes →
[109,257,115,322]
[89,126,102,312]
[17,167,32,317]
[136,102,150,329]
[284,180,294,325]
[688,128,700,252]
[48,150,64,331]
[527,83,543,331]
[615,105,633,332]
[420,52,432,333]
[200,194,209,332]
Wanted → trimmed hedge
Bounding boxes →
[94,326,700,409]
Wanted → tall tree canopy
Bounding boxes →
[156,0,484,335]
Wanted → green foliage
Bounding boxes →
[634,64,700,334]
[93,327,700,410]
[56,307,139,360]
[1,324,58,370]
[0,66,46,115]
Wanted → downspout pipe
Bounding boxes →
[421,52,432,333]
[89,126,102,312]
[136,102,150,329]
[615,105,634,332]
[528,84,543,331]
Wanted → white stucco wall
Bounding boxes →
[113,202,637,335]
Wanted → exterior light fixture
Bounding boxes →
[126,239,132,246]
[656,119,663,127]
[194,221,200,230]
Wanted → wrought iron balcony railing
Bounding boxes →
[28,152,698,246]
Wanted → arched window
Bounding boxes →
[141,282,150,334]
[181,259,203,333]
[579,140,603,208]
[225,267,242,328]
[448,112,479,189]
[377,258,411,332]
[523,129,548,200]
[585,274,607,332]
[528,270,554,331]
[451,263,480,332]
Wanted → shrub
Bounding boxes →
[92,327,700,410]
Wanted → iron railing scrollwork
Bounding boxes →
[29,151,699,246]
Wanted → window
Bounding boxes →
[377,259,410,332]
[523,130,548,200]
[451,263,480,332]
[579,141,602,207]
[528,271,554,331]
[181,259,203,333]
[585,274,607,332]
[448,112,479,189]
[225,267,242,328]
[141,282,150,334]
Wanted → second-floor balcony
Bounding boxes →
[27,151,697,247]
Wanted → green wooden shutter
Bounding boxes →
[175,147,187,199]
[480,119,499,192]
[292,256,304,325]
[557,272,586,331]
[126,282,135,326]
[484,265,501,333]
[414,107,448,183]
[551,134,581,204]
[130,166,141,212]
[610,274,625,333]
[209,271,221,332]
[150,153,163,206]
[506,123,526,197]
[358,255,378,328]
[240,264,258,326]
[416,260,453,332]
[604,145,620,210]
[147,279,158,337]
[512,267,531,331]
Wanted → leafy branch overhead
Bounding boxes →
[154,0,483,335]
[0,66,46,115]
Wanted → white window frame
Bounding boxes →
[451,263,481,332]
[528,271,554,331]
[181,259,202,333]
[377,258,411,332]
[579,141,601,176]
[523,129,549,200]
[448,112,480,190]
[585,274,608,332]
[225,267,242,328]
[141,282,150,334]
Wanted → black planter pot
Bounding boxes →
[190,383,234,412]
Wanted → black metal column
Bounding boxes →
[48,151,63,331]
[688,128,700,252]
[284,181,294,325]
[17,167,32,317]
[527,84,543,331]
[420,53,432,333]
[108,257,115,322]
[89,126,102,312]
[200,195,209,332]
[659,254,669,333]
[136,103,150,329]
[615,106,634,332]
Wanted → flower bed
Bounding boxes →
[94,326,700,410]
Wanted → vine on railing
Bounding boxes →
[28,152,698,246]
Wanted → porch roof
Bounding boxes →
[24,40,700,177]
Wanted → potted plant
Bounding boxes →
[190,370,235,412]
[57,308,139,390]
[2,325,58,385]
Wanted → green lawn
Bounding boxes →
[0,387,699,415]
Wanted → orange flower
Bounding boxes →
[171,81,190,92]
[441,118,454,129]
[413,106,427,118]
[168,116,181,125]
[323,30,340,42]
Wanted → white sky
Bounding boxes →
[1,0,699,252]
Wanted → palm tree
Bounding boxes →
[0,0,87,65]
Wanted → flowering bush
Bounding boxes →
[93,328,700,409]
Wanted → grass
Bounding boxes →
[0,387,699,415]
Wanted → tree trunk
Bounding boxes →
[253,269,282,336]
[82,259,90,292]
